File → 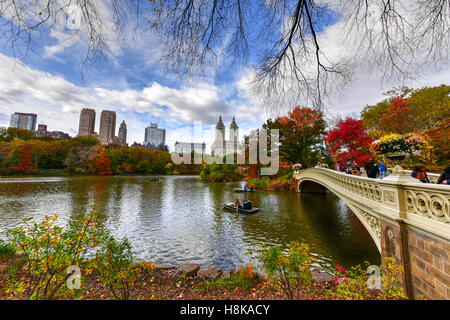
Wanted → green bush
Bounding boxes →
[201,265,257,292]
[0,240,16,261]
[256,242,313,299]
[328,258,408,300]
[200,164,242,182]
[5,209,107,300]
[94,235,136,300]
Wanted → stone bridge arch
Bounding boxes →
[298,178,382,252]
[293,168,450,300]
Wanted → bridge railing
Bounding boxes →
[294,168,450,243]
[386,168,441,184]
[358,167,441,183]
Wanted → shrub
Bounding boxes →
[201,265,257,292]
[5,208,106,300]
[257,242,313,299]
[329,264,372,300]
[0,240,16,261]
[329,258,408,300]
[378,257,408,300]
[94,236,136,300]
[200,164,242,182]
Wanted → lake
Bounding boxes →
[0,175,380,273]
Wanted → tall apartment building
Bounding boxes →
[118,121,127,146]
[99,110,116,145]
[144,123,166,147]
[78,108,96,136]
[9,112,37,131]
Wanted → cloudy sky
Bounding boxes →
[0,1,448,152]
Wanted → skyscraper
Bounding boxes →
[99,110,116,145]
[9,112,37,131]
[78,108,96,136]
[118,121,127,146]
[144,123,166,147]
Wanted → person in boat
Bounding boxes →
[243,201,253,210]
[243,185,248,192]
[250,186,254,192]
[234,198,242,209]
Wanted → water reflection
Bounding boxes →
[0,176,380,272]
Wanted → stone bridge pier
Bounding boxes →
[294,168,450,300]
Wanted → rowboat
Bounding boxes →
[223,203,259,214]
[233,188,255,193]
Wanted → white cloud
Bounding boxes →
[0,53,261,148]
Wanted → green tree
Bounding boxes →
[264,107,326,167]
[361,84,450,134]
[0,127,36,142]
[408,85,450,130]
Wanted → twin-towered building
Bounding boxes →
[78,108,127,146]
[172,116,241,156]
[211,115,240,156]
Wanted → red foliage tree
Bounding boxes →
[324,118,374,167]
[10,144,35,171]
[270,106,327,166]
[378,97,414,134]
[94,151,113,175]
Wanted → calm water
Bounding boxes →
[0,175,380,273]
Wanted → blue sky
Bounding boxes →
[0,1,448,151]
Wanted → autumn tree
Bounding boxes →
[9,143,35,171]
[264,107,326,167]
[94,151,113,175]
[65,146,99,174]
[324,118,374,166]
[0,127,36,142]
[408,85,450,130]
[361,84,450,135]
[378,97,414,134]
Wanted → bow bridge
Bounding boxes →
[293,168,450,300]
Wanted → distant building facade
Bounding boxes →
[99,110,116,145]
[175,141,206,154]
[211,116,240,156]
[10,112,37,131]
[132,142,169,151]
[35,124,71,140]
[118,121,127,146]
[78,108,96,136]
[144,123,166,147]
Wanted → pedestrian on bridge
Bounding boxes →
[364,159,379,179]
[438,166,450,185]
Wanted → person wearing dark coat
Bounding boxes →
[438,166,450,185]
[364,159,379,178]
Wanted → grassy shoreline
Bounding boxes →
[0,257,333,300]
